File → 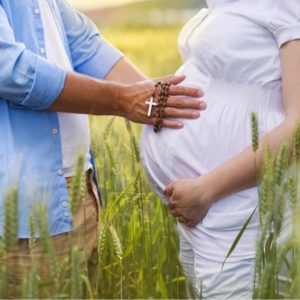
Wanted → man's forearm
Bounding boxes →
[49,57,204,127]
[49,71,126,116]
[49,58,147,115]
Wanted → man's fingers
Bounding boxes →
[157,75,186,85]
[145,117,184,129]
[164,108,200,119]
[169,85,203,98]
[162,119,184,129]
[167,97,207,110]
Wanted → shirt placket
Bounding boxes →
[31,0,72,228]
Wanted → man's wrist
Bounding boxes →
[97,81,128,117]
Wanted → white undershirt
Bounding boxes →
[38,0,91,176]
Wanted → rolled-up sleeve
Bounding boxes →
[57,0,123,79]
[0,6,66,110]
[266,0,300,48]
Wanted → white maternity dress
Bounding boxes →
[140,0,300,298]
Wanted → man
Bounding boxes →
[0,0,205,297]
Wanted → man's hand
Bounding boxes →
[51,70,206,129]
[120,75,206,129]
[164,176,215,227]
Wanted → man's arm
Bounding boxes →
[50,67,205,128]
[0,6,66,110]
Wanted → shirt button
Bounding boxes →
[52,128,58,134]
[40,47,46,54]
[57,169,63,176]
[63,211,70,217]
[62,201,68,208]
[34,8,40,15]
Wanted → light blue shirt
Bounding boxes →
[0,0,123,237]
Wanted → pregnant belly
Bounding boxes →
[140,78,284,205]
[141,100,251,200]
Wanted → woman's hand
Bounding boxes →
[119,75,206,129]
[162,40,300,227]
[164,175,215,227]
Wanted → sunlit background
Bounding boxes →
[66,0,205,27]
[67,0,146,11]
[64,0,206,77]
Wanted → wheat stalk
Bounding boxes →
[274,180,288,236]
[29,214,36,253]
[0,265,8,299]
[109,225,123,261]
[21,268,38,299]
[293,123,300,161]
[274,143,288,186]
[71,246,83,299]
[251,112,259,153]
[125,119,140,163]
[259,175,272,220]
[3,187,18,253]
[70,154,85,214]
[35,204,58,289]
[97,225,107,263]
[288,176,298,226]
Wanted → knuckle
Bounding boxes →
[175,99,183,108]
[184,88,190,94]
[169,107,177,115]
[173,86,181,95]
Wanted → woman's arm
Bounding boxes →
[165,40,300,227]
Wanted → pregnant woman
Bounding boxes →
[141,0,300,298]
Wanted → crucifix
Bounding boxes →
[145,97,158,117]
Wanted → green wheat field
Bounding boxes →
[91,26,188,299]
[1,26,300,299]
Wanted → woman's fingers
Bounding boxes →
[185,221,197,228]
[169,85,203,98]
[164,183,174,197]
[170,209,181,218]
[168,200,176,210]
